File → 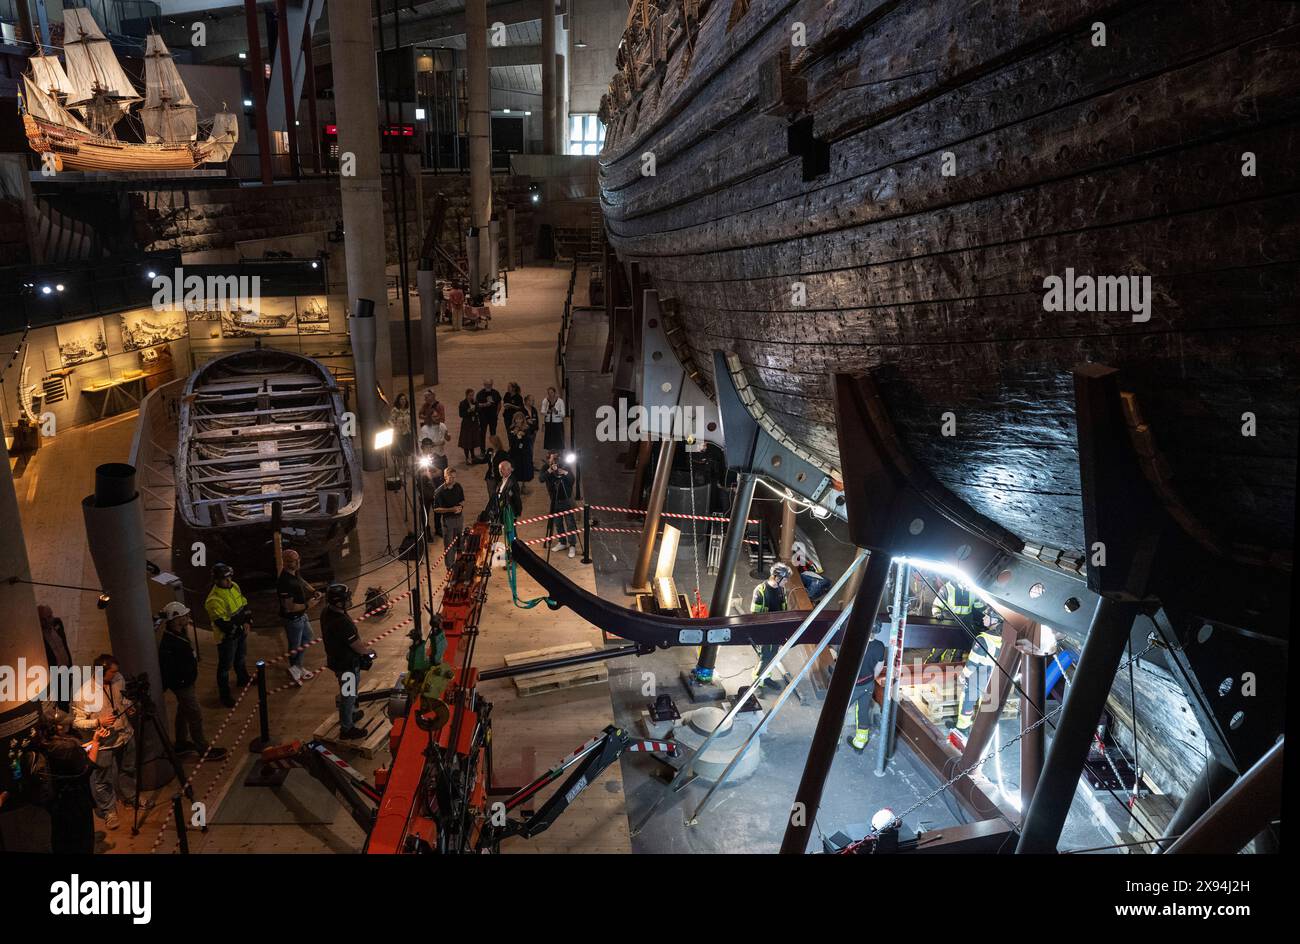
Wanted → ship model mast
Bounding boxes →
[19,9,237,172]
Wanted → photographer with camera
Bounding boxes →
[32,708,96,853]
[321,584,376,741]
[70,655,136,830]
[157,602,228,761]
[204,563,253,708]
[540,452,579,558]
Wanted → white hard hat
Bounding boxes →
[161,601,191,620]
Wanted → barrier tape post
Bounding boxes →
[173,794,190,854]
[581,503,592,564]
[249,661,272,752]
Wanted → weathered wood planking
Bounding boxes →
[600,0,1300,559]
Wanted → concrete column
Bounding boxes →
[0,433,45,741]
[555,52,567,154]
[82,464,169,787]
[417,267,438,386]
[541,0,557,154]
[349,298,385,472]
[466,0,493,288]
[329,0,392,392]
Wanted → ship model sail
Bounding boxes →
[20,9,237,172]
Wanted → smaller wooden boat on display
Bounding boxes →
[176,349,361,558]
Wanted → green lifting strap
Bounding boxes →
[502,504,557,610]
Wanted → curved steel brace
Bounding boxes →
[510,538,968,651]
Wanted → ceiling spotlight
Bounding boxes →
[503,108,511,113]
[238,51,247,59]
[96,593,111,610]
[41,285,52,295]
[147,270,157,279]
[524,111,532,116]
[310,260,319,269]
[55,284,65,292]
[243,99,253,107]
[575,41,587,48]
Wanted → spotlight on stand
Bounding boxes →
[417,455,432,470]
[564,452,577,465]
[373,427,394,451]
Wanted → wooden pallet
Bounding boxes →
[311,681,392,758]
[505,642,609,697]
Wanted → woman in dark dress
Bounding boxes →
[502,382,524,434]
[508,396,538,494]
[457,388,482,465]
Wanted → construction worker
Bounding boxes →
[751,562,791,690]
[928,577,985,663]
[931,577,987,623]
[321,583,376,740]
[204,563,252,708]
[955,609,1005,736]
[847,624,888,751]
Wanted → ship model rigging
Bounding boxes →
[19,9,237,172]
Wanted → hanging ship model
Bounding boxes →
[19,9,237,172]
[597,0,1294,847]
[176,349,362,559]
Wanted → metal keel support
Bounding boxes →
[1015,598,1141,853]
[1163,755,1237,841]
[1020,641,1046,814]
[627,438,676,594]
[1166,738,1283,854]
[875,562,909,776]
[630,551,867,837]
[686,601,859,826]
[780,549,893,854]
[695,471,758,675]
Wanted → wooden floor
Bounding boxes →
[16,265,632,854]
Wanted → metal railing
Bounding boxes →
[554,259,579,451]
[129,376,185,561]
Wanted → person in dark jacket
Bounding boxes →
[510,395,539,491]
[482,458,523,524]
[540,452,578,557]
[457,388,483,464]
[502,381,524,433]
[475,379,502,443]
[34,709,95,854]
[157,602,227,760]
[321,584,375,740]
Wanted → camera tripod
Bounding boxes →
[123,673,194,837]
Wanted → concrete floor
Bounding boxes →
[12,266,1126,855]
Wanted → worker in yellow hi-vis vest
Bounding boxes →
[751,562,791,690]
[955,609,1004,735]
[928,577,986,663]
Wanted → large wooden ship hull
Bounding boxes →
[599,0,1299,568]
[25,114,216,172]
[176,349,362,559]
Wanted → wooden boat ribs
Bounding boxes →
[177,352,361,541]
